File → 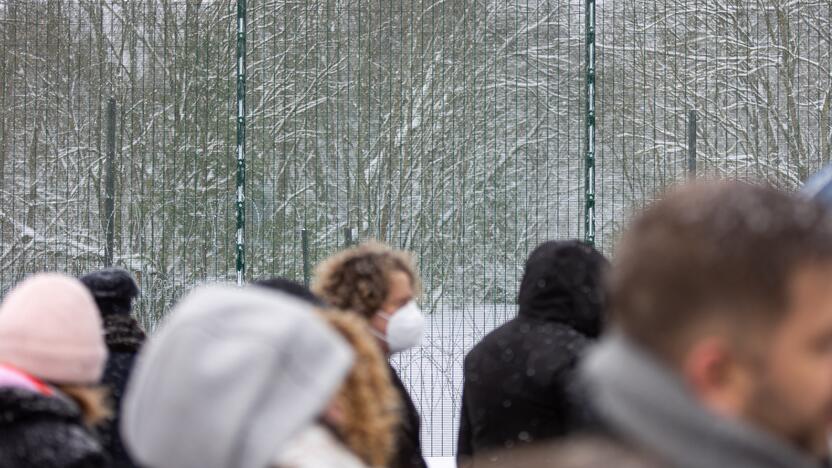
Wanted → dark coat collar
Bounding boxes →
[0,387,82,426]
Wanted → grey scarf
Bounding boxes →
[581,334,822,468]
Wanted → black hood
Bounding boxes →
[517,240,609,337]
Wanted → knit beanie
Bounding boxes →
[0,273,108,384]
[80,268,140,316]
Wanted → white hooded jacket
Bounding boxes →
[122,286,354,468]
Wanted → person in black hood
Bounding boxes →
[456,240,609,467]
[80,268,144,468]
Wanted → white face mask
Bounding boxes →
[374,301,424,353]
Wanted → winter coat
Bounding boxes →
[457,240,608,466]
[389,365,428,468]
[98,314,145,468]
[0,386,108,468]
[274,424,369,468]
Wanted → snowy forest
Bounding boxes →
[1,0,831,325]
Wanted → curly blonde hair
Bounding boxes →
[313,242,421,319]
[320,311,401,467]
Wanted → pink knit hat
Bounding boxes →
[0,273,107,384]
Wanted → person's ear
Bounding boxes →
[683,337,754,418]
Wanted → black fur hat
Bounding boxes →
[80,268,140,316]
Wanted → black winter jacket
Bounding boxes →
[456,240,608,466]
[98,314,146,468]
[0,387,108,468]
[389,365,429,468]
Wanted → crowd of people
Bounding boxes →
[1,179,832,468]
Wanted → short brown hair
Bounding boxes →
[611,181,832,360]
[312,241,420,319]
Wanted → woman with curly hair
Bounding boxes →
[312,242,428,468]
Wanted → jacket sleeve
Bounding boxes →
[456,387,474,468]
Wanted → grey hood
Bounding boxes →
[582,333,822,468]
[122,285,354,468]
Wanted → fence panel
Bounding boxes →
[2,0,831,457]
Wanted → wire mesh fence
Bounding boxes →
[596,0,832,248]
[1,0,831,457]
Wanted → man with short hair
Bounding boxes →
[582,181,832,468]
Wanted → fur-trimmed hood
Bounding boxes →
[319,311,401,467]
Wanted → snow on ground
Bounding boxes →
[391,304,516,457]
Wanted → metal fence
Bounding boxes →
[2,0,831,457]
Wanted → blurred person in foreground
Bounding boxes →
[81,268,144,468]
[582,181,832,468]
[254,277,401,467]
[313,242,428,468]
[0,273,110,467]
[803,162,832,463]
[121,286,355,468]
[456,240,608,467]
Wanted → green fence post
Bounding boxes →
[104,97,116,267]
[301,228,310,287]
[688,110,697,179]
[584,0,597,246]
[344,226,353,248]
[235,0,247,286]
